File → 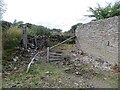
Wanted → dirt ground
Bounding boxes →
[2,44,119,88]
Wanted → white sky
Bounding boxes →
[3,0,117,31]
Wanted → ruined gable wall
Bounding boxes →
[76,16,120,64]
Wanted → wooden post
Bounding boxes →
[34,36,37,49]
[47,47,50,62]
[22,25,28,49]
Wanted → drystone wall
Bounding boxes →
[76,16,120,64]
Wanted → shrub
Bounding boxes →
[3,27,22,50]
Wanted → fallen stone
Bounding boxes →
[103,77,107,80]
[58,81,62,83]
[74,82,79,86]
[27,49,30,52]
[13,58,17,62]
[110,64,119,73]
[79,80,82,83]
[14,67,17,70]
[45,71,52,75]
[11,84,17,88]
[64,68,71,73]
[72,54,77,57]
[75,71,80,75]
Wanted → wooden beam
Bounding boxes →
[50,35,76,49]
[26,50,46,73]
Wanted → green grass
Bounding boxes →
[106,73,118,88]
[2,63,64,88]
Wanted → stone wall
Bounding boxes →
[76,16,120,64]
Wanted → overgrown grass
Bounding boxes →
[2,27,22,71]
[3,27,22,50]
[106,73,118,88]
[2,63,64,88]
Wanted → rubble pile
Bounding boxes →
[58,50,119,80]
[80,55,119,73]
[3,47,46,74]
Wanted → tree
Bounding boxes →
[0,0,6,19]
[68,23,82,34]
[2,20,12,31]
[12,19,24,28]
[69,24,77,33]
[28,25,51,36]
[50,28,62,35]
[86,1,120,20]
[110,1,120,17]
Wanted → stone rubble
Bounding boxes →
[78,55,115,72]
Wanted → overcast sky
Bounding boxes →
[3,0,117,31]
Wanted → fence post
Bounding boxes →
[47,47,50,62]
[34,36,37,49]
[22,24,28,49]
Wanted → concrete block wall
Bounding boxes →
[76,16,120,64]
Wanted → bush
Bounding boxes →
[3,27,22,50]
[28,25,50,36]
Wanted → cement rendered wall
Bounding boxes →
[76,16,120,64]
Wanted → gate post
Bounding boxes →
[47,47,50,62]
